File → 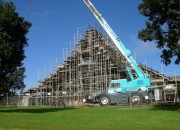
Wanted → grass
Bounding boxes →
[0,105,180,130]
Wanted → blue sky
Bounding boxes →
[10,0,180,89]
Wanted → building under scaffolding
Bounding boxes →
[28,22,178,107]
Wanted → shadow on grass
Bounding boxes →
[150,104,180,112]
[0,107,76,113]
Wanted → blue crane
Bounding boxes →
[83,0,157,106]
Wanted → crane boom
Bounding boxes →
[82,0,177,106]
[83,0,146,79]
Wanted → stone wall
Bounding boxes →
[0,95,30,106]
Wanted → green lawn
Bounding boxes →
[0,106,180,130]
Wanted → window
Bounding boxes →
[110,83,120,88]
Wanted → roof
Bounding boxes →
[170,76,180,81]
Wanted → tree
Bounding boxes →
[0,0,31,96]
[138,0,180,65]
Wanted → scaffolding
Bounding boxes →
[36,22,178,106]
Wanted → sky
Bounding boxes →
[9,0,180,90]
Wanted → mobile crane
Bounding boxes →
[82,0,177,106]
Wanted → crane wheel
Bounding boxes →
[98,94,111,106]
[130,93,143,106]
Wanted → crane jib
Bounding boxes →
[83,0,101,18]
[83,0,146,79]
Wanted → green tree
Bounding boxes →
[138,0,180,65]
[0,0,31,96]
